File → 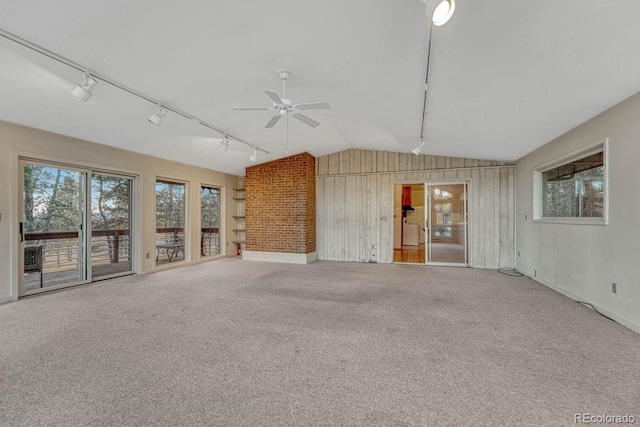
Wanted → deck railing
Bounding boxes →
[25,227,220,273]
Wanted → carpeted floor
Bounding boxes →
[1,258,638,426]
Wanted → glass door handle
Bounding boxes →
[19,222,24,242]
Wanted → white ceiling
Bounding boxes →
[1,1,640,175]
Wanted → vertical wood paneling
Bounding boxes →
[325,176,336,260]
[316,177,325,259]
[369,175,379,263]
[365,151,375,173]
[316,150,515,268]
[499,168,510,267]
[328,153,340,175]
[336,176,347,260]
[339,151,350,175]
[483,168,496,268]
[346,175,358,261]
[471,169,483,267]
[318,155,329,175]
[379,174,393,263]
[357,175,368,261]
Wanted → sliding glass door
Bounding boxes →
[22,162,87,291]
[20,160,135,295]
[90,173,133,279]
[425,182,469,266]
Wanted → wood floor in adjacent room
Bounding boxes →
[1,258,639,426]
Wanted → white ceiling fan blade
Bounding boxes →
[264,89,284,105]
[265,114,282,128]
[294,102,331,111]
[233,107,271,110]
[292,113,320,128]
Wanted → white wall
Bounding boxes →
[0,120,238,303]
[516,92,640,333]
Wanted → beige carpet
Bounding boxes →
[1,258,639,426]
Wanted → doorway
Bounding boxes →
[20,160,135,295]
[426,182,469,266]
[393,181,469,266]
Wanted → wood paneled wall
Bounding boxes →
[316,150,515,268]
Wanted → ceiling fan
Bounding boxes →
[233,70,330,129]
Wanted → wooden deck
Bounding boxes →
[24,261,132,292]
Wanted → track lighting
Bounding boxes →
[428,0,455,26]
[1,28,268,157]
[412,139,425,155]
[72,73,98,102]
[147,104,167,126]
[249,147,258,162]
[220,135,229,151]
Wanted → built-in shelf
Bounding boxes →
[233,177,247,254]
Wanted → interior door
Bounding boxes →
[426,182,469,266]
[21,161,88,294]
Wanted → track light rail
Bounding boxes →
[0,27,269,155]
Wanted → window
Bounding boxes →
[534,141,607,224]
[200,186,221,256]
[155,179,186,264]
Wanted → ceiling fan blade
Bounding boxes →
[265,114,282,128]
[264,89,284,105]
[233,107,271,110]
[294,102,331,111]
[292,113,320,128]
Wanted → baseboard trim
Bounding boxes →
[242,251,318,264]
[518,268,640,335]
[0,297,14,305]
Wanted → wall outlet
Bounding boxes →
[612,282,617,294]
[145,252,150,259]
[525,214,528,221]
[517,251,520,257]
[534,269,537,277]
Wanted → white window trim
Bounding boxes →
[532,138,609,225]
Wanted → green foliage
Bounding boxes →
[155,182,185,228]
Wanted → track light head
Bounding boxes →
[429,0,455,26]
[412,139,425,156]
[220,135,229,151]
[72,73,98,102]
[147,104,167,126]
[249,147,258,162]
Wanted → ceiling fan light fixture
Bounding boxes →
[147,104,167,126]
[72,73,98,102]
[220,135,229,151]
[249,147,258,162]
[430,0,455,26]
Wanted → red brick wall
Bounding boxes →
[245,153,316,254]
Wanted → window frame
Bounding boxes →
[532,138,609,226]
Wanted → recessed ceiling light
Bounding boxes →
[430,0,455,26]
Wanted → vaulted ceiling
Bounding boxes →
[1,1,640,175]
